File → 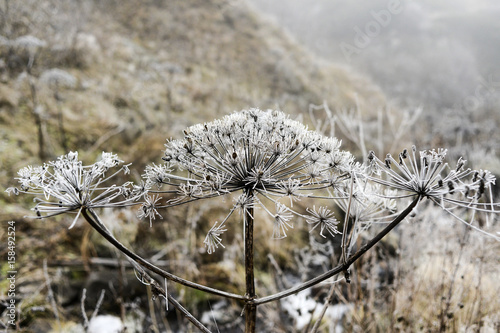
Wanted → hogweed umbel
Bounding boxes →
[367,147,500,240]
[144,107,361,332]
[7,151,144,229]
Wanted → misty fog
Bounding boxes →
[248,0,500,161]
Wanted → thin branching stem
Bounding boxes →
[136,264,212,333]
[310,281,337,333]
[340,176,355,265]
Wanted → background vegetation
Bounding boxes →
[1,0,499,332]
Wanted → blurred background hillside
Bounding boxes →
[249,0,500,162]
[1,0,499,332]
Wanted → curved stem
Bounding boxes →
[253,196,421,306]
[81,208,245,301]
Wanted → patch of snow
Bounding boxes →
[88,315,123,333]
[281,289,350,331]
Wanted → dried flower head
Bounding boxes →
[7,152,143,228]
[12,35,47,49]
[305,206,341,238]
[335,182,398,225]
[138,194,163,227]
[272,203,294,239]
[368,147,495,201]
[40,68,77,88]
[146,109,353,251]
[204,221,227,254]
[368,147,500,240]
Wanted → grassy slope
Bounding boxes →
[1,0,385,205]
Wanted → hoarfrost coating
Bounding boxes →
[6,151,144,229]
[145,108,359,251]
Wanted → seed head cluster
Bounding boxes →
[145,108,357,252]
[156,108,353,192]
[7,151,143,228]
[368,146,495,201]
[367,147,499,240]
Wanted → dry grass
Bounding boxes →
[1,1,498,332]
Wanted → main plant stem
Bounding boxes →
[244,189,256,333]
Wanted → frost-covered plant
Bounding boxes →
[7,151,138,224]
[146,109,355,246]
[143,108,359,330]
[7,108,500,332]
[367,147,499,238]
